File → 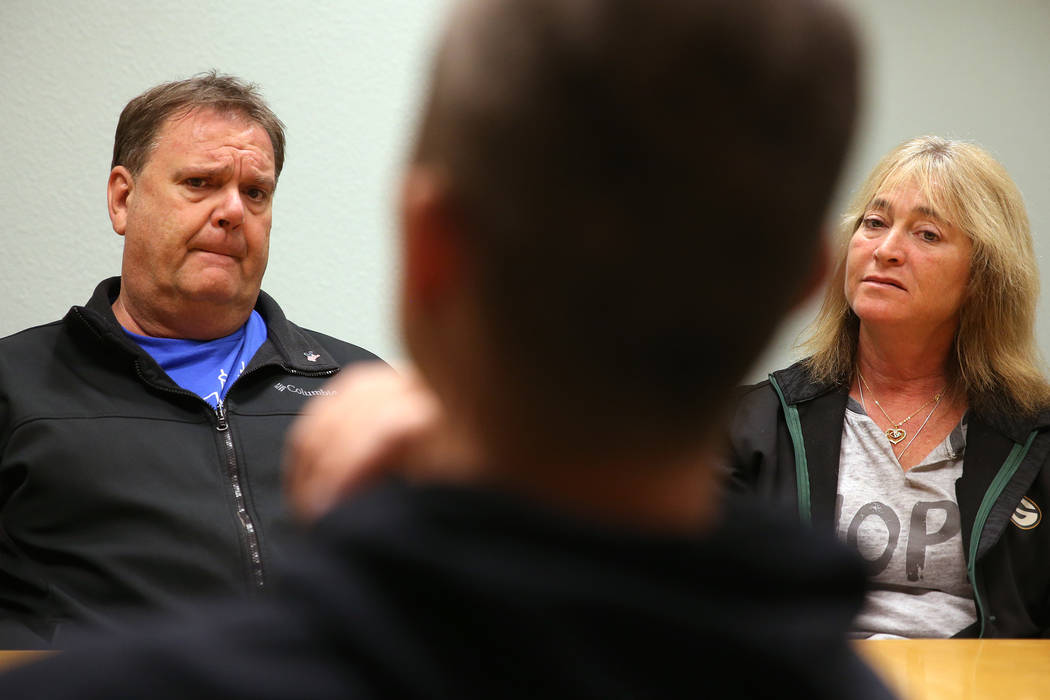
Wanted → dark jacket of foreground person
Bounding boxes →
[729,360,1050,637]
[0,278,378,647]
[0,478,893,699]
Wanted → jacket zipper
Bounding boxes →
[965,429,1038,637]
[770,374,812,525]
[130,362,269,592]
[208,365,338,591]
[211,366,337,591]
[215,399,265,591]
[132,360,339,592]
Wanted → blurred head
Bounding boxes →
[405,0,859,449]
[806,135,1049,415]
[112,71,286,181]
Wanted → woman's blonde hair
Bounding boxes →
[804,135,1050,416]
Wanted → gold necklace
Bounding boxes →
[896,393,945,461]
[857,370,943,445]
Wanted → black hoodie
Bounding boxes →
[0,478,894,699]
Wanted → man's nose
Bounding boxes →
[213,185,245,230]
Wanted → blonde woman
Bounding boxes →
[729,136,1050,639]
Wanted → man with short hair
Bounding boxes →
[0,1,892,696]
[0,72,378,647]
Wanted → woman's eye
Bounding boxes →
[862,217,885,229]
[919,230,939,242]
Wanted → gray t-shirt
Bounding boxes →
[835,398,976,639]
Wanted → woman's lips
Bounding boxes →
[862,276,905,290]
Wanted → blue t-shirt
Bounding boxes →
[125,311,268,408]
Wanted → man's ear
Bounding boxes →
[107,166,134,236]
[399,166,465,309]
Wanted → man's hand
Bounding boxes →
[284,362,447,522]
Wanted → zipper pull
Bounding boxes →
[215,400,229,432]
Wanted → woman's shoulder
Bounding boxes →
[729,359,850,433]
[730,361,809,428]
[735,359,831,403]
[969,400,1050,445]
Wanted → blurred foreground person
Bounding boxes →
[0,0,893,697]
[730,136,1050,638]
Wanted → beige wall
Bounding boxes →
[1,0,1048,379]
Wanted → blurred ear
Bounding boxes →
[399,166,466,309]
[792,232,830,310]
[107,166,134,236]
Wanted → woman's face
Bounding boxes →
[844,183,972,337]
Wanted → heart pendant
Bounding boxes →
[886,427,906,444]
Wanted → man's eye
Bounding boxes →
[185,178,208,188]
[245,188,269,202]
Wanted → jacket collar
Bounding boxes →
[769,359,843,404]
[770,357,1050,445]
[70,277,339,375]
[970,405,1050,446]
[250,288,340,374]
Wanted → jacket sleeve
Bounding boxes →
[0,356,56,648]
[724,381,783,495]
